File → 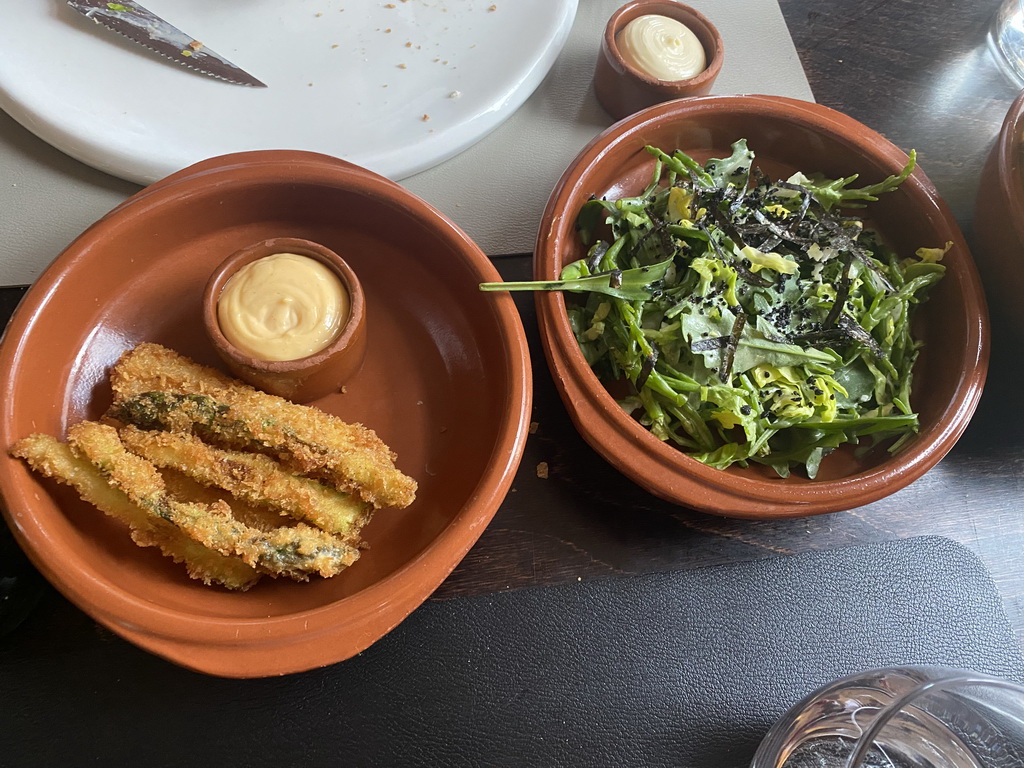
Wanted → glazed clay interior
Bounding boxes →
[0,153,530,671]
[535,96,987,515]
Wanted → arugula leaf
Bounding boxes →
[479,258,672,301]
[703,139,755,191]
[790,150,917,210]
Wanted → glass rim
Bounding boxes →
[844,671,1024,768]
[751,666,1024,768]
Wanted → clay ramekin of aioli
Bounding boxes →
[594,0,724,121]
[202,237,367,402]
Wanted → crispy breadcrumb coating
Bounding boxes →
[10,433,261,590]
[9,343,415,590]
[68,422,360,580]
[119,425,372,542]
[108,343,417,508]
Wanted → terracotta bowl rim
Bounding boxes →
[0,150,533,674]
[993,89,1024,239]
[534,93,988,518]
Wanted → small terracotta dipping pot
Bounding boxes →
[594,0,724,121]
[202,237,367,402]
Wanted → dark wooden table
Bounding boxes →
[3,0,1023,656]
[431,0,1024,648]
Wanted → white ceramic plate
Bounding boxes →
[0,0,576,185]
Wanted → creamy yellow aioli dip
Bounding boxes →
[217,253,348,361]
[617,14,707,81]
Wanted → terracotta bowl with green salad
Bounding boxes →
[521,94,988,518]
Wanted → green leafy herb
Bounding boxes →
[481,140,944,478]
[480,258,672,302]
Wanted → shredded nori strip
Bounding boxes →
[691,336,732,352]
[636,348,659,390]
[719,313,747,383]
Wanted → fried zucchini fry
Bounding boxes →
[108,343,417,509]
[10,433,261,590]
[120,425,373,541]
[160,469,288,532]
[68,422,360,580]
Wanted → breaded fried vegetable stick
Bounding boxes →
[109,390,412,510]
[120,426,373,542]
[67,422,360,580]
[107,343,417,509]
[160,469,288,532]
[10,434,261,590]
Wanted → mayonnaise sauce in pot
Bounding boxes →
[217,252,348,361]
[617,14,707,81]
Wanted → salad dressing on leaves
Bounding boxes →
[217,253,348,362]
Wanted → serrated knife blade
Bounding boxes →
[66,0,267,87]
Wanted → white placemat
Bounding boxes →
[0,0,811,285]
[403,0,814,255]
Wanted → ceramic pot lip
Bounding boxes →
[603,0,724,89]
[994,89,1024,239]
[973,88,1024,340]
[534,94,988,517]
[202,236,366,375]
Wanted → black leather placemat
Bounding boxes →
[2,536,1022,767]
[0,284,26,328]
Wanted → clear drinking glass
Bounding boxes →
[750,667,1024,768]
[990,0,1024,86]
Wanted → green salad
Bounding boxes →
[482,140,948,478]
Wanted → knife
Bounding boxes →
[66,0,267,87]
